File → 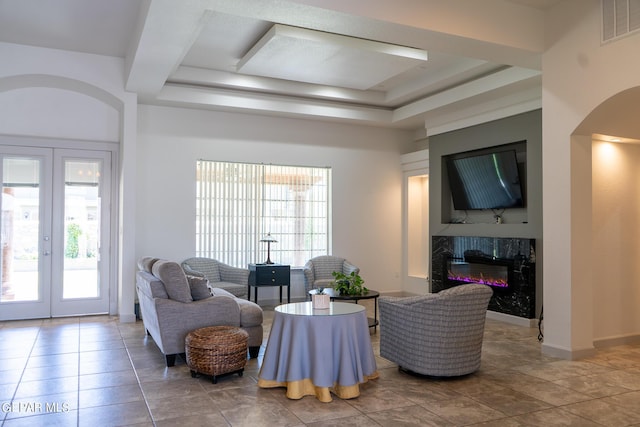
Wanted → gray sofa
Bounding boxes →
[181,257,248,299]
[136,257,263,366]
[379,283,493,377]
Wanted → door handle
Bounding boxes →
[43,251,50,256]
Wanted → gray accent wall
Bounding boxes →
[429,109,542,317]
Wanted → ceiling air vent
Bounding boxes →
[602,0,640,42]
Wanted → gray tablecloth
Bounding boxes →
[258,303,378,401]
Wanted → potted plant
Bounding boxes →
[332,271,367,296]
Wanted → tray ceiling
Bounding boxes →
[0,0,555,134]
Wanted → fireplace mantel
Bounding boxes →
[432,236,536,319]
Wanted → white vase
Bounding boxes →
[312,293,330,309]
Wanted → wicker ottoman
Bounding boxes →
[185,326,248,383]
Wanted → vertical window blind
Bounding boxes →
[196,160,331,268]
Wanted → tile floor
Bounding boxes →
[1,303,640,427]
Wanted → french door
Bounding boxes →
[0,146,111,320]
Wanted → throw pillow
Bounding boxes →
[137,256,159,273]
[152,261,193,303]
[188,276,211,300]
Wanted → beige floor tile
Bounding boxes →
[602,390,640,414]
[3,391,78,419]
[219,399,303,426]
[367,405,453,426]
[139,377,209,400]
[146,393,221,421]
[563,398,640,426]
[552,372,636,397]
[0,382,19,401]
[304,414,380,427]
[509,380,593,406]
[20,364,79,382]
[344,387,416,413]
[78,358,136,376]
[78,400,152,426]
[279,394,362,424]
[420,396,506,425]
[25,353,79,369]
[154,413,234,427]
[2,409,79,426]
[13,377,78,400]
[513,359,615,381]
[509,407,603,426]
[79,339,125,352]
[78,383,146,408]
[467,387,552,416]
[79,369,140,390]
[2,310,640,426]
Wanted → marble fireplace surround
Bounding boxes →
[432,236,536,319]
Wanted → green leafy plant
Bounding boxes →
[65,223,82,258]
[331,271,367,296]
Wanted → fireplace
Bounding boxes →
[432,236,536,318]
[447,255,511,289]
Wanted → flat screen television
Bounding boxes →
[446,148,524,210]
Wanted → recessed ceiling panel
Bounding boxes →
[237,24,428,90]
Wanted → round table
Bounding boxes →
[308,289,380,331]
[257,301,378,402]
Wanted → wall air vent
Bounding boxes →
[602,0,640,42]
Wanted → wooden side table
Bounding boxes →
[248,264,290,304]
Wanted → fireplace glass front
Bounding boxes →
[432,236,536,318]
[447,259,509,288]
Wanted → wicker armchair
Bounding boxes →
[302,255,359,294]
[379,283,493,377]
[181,257,248,299]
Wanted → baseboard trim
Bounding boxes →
[119,313,136,323]
[486,310,537,328]
[541,342,596,360]
[594,333,640,348]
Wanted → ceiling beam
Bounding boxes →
[155,83,394,124]
[393,67,541,122]
[125,0,210,96]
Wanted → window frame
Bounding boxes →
[195,160,332,268]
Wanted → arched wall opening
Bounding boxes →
[0,74,122,142]
[571,86,640,349]
[0,73,126,318]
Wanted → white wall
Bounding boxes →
[136,104,412,299]
[0,88,119,142]
[0,43,125,142]
[542,0,640,357]
[0,42,138,321]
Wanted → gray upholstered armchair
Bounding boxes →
[379,283,493,377]
[302,255,359,294]
[181,257,248,299]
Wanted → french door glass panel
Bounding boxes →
[51,150,110,316]
[62,159,101,299]
[2,156,46,303]
[0,146,111,320]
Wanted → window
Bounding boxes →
[196,160,331,268]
